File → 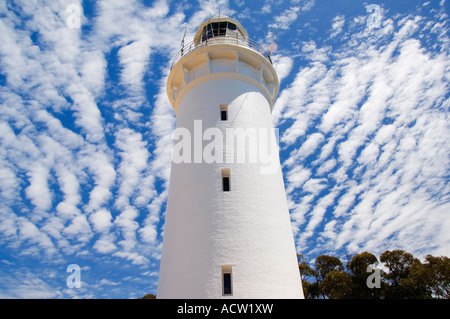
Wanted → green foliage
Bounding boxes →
[315,255,344,280]
[300,250,450,299]
[319,270,353,299]
[423,255,450,298]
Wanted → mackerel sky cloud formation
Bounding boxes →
[0,0,448,298]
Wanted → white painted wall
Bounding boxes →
[157,75,304,298]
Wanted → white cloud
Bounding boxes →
[66,83,105,143]
[0,167,20,205]
[139,189,167,245]
[79,50,107,96]
[261,3,271,14]
[55,170,81,220]
[272,60,330,134]
[113,250,149,266]
[284,132,324,165]
[279,9,450,258]
[118,40,151,91]
[286,165,311,194]
[83,152,116,213]
[270,6,300,30]
[63,214,93,243]
[99,278,121,286]
[299,189,338,244]
[303,178,328,195]
[25,164,53,212]
[301,41,330,62]
[148,74,176,183]
[17,217,58,257]
[330,15,345,38]
[90,208,113,233]
[115,206,139,251]
[317,158,337,175]
[0,267,62,299]
[272,55,293,83]
[94,233,118,254]
[114,128,150,209]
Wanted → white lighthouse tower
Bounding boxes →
[157,16,304,299]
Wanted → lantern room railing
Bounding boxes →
[170,34,272,70]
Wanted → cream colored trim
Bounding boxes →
[168,45,279,109]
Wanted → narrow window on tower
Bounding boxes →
[222,265,233,296]
[221,168,230,192]
[220,104,228,121]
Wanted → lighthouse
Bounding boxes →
[157,16,304,299]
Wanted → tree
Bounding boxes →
[298,254,319,299]
[380,250,415,285]
[347,251,385,298]
[313,255,345,298]
[315,255,344,280]
[299,250,449,299]
[320,270,353,299]
[305,255,347,298]
[420,255,450,299]
[380,249,419,298]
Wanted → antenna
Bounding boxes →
[180,27,187,56]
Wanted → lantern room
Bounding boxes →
[193,16,248,45]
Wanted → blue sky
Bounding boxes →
[0,0,448,298]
